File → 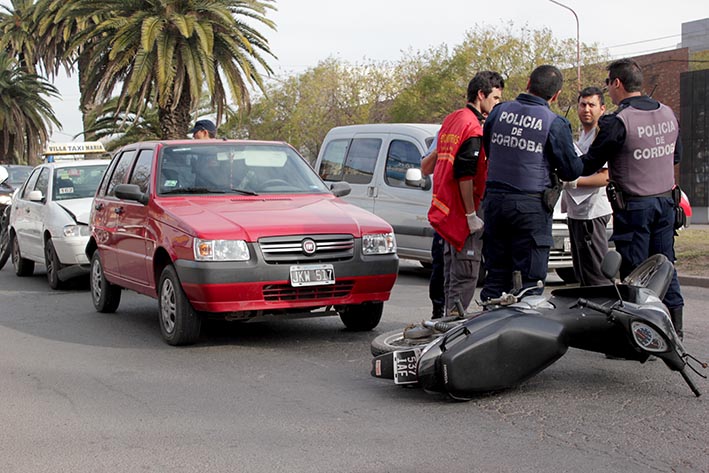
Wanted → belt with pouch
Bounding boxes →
[623,190,673,201]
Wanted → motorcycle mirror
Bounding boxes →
[601,250,622,281]
[601,250,624,306]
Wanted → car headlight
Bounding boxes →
[362,232,396,255]
[631,321,669,353]
[63,224,90,237]
[194,239,250,261]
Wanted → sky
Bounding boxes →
[17,0,706,142]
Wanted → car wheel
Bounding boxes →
[12,234,34,277]
[339,302,383,331]
[0,207,11,270]
[555,267,578,284]
[158,265,201,346]
[90,252,121,313]
[45,238,64,290]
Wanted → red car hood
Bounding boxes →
[156,194,392,241]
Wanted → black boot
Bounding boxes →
[431,304,445,320]
[670,307,684,340]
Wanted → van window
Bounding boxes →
[319,138,380,184]
[384,140,423,188]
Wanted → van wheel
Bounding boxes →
[45,238,65,290]
[158,265,201,346]
[12,234,34,277]
[90,252,121,313]
[339,302,383,331]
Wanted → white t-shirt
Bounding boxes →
[562,128,612,220]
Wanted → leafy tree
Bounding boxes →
[390,23,609,133]
[72,0,276,139]
[226,57,401,161]
[0,51,60,164]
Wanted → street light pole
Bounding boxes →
[549,0,581,91]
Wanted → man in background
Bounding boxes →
[189,119,217,139]
[562,87,612,286]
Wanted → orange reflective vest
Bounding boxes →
[428,107,485,251]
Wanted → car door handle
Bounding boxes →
[94,203,104,211]
[114,207,124,215]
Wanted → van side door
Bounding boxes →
[373,135,435,262]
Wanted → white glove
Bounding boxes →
[466,212,484,234]
[563,179,578,190]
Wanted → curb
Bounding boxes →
[678,274,709,288]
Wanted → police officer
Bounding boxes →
[582,58,685,338]
[481,65,582,300]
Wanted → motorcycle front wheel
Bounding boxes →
[371,328,438,356]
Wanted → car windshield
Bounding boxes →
[53,164,108,201]
[157,143,330,196]
[1,165,32,188]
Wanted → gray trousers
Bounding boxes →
[443,229,483,314]
[568,215,611,286]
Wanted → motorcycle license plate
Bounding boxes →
[290,264,335,287]
[393,348,421,385]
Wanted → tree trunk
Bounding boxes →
[159,87,192,140]
[77,50,96,141]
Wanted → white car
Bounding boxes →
[9,159,109,288]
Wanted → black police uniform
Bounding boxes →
[481,94,582,300]
[582,95,684,335]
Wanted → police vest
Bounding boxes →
[613,103,677,196]
[486,101,556,192]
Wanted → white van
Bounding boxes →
[314,123,576,282]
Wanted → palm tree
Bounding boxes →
[33,0,107,138]
[0,51,60,164]
[81,97,161,151]
[74,0,276,139]
[0,0,40,73]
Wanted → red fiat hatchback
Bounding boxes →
[86,140,398,345]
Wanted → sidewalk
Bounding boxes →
[677,224,709,288]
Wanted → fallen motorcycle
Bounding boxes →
[371,251,706,399]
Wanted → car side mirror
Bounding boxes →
[28,190,44,202]
[0,166,8,186]
[115,183,148,205]
[330,182,351,198]
[405,168,431,191]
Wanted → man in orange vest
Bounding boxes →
[428,71,504,316]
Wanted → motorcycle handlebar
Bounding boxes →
[577,298,612,315]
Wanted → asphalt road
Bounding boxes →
[0,261,707,473]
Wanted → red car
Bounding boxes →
[86,140,398,345]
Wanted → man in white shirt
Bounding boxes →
[562,87,612,286]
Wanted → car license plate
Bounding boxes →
[563,237,571,253]
[393,348,421,385]
[289,264,335,287]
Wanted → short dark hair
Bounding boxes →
[467,71,505,102]
[607,58,643,92]
[578,86,605,106]
[528,65,563,101]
